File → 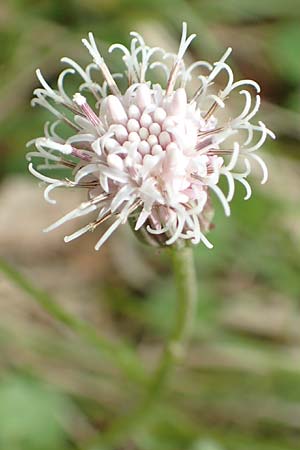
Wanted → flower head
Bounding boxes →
[27,23,275,250]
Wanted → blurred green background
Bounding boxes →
[0,0,300,449]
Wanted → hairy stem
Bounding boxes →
[99,245,197,447]
[146,246,197,399]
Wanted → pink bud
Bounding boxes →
[136,84,152,110]
[106,95,128,125]
[168,88,187,115]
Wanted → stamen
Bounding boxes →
[70,147,93,162]
[166,22,196,96]
[73,93,104,131]
[203,100,219,121]
[82,32,121,97]
[60,159,77,169]
[198,127,224,138]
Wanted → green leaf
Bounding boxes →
[270,23,300,85]
[0,375,70,450]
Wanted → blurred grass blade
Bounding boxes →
[0,257,147,384]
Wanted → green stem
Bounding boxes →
[145,245,197,399]
[99,246,197,447]
[0,257,146,385]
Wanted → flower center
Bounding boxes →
[102,84,205,175]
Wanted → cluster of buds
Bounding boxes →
[27,23,274,249]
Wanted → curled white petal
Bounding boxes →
[94,217,122,250]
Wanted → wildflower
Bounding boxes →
[27,23,275,250]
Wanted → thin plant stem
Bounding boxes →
[98,245,197,447]
[0,257,147,385]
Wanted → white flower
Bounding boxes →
[27,22,275,250]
